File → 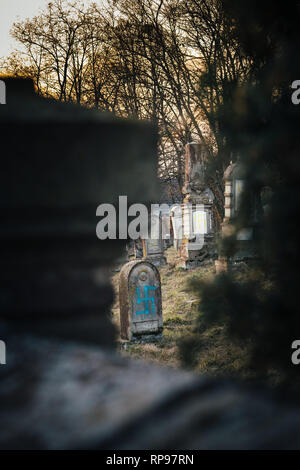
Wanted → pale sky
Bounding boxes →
[0,0,53,58]
[0,0,96,58]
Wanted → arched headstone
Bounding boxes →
[119,260,163,340]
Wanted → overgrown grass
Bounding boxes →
[110,247,254,379]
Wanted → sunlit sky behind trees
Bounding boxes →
[0,0,95,58]
[0,1,50,58]
[0,0,249,210]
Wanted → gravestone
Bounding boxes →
[0,79,300,452]
[126,239,143,261]
[142,212,167,267]
[161,210,172,249]
[178,142,215,269]
[182,142,206,202]
[218,159,262,270]
[222,160,246,226]
[170,204,183,250]
[119,260,163,340]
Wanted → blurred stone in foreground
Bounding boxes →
[0,77,158,346]
[1,332,300,450]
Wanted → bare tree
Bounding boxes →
[2,0,254,212]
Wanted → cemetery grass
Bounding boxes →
[111,248,256,380]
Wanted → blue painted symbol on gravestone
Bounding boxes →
[136,286,157,315]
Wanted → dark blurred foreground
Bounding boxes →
[0,75,300,450]
[180,0,300,391]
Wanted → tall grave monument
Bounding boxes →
[177,142,215,269]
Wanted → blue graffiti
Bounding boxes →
[136,286,157,315]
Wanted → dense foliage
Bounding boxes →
[182,0,300,392]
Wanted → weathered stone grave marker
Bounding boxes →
[217,159,263,272]
[161,210,172,250]
[142,212,167,267]
[0,76,158,347]
[177,142,215,269]
[170,204,183,250]
[119,260,163,340]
